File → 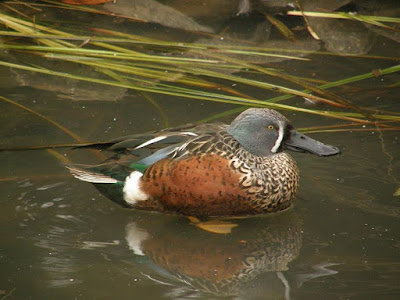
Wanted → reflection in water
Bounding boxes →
[34,222,85,288]
[125,212,302,297]
[24,186,307,299]
[295,262,339,288]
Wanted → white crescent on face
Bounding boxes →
[271,121,285,153]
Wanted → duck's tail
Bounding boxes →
[66,164,133,208]
[66,165,121,184]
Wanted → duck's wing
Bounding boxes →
[78,122,225,152]
[123,123,228,167]
[68,123,228,179]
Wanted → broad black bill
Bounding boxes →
[285,130,340,156]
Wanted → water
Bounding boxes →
[1,1,400,299]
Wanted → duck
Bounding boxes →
[67,108,340,217]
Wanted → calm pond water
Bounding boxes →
[1,1,400,299]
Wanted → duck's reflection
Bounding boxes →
[125,211,302,297]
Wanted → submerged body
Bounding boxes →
[68,108,339,217]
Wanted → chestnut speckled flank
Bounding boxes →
[68,108,340,217]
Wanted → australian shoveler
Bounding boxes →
[67,108,340,217]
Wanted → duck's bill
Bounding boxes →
[284,130,340,156]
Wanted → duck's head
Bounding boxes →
[227,108,340,157]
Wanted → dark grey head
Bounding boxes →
[227,108,340,157]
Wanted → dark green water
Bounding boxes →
[1,1,400,299]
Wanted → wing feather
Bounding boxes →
[66,166,120,184]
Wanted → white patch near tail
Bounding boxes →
[125,222,149,256]
[67,166,118,183]
[123,171,149,205]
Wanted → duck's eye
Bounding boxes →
[267,125,275,130]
